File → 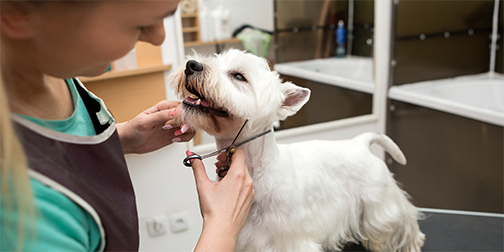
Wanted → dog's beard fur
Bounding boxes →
[171,63,242,138]
[169,49,425,252]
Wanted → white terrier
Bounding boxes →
[170,49,425,252]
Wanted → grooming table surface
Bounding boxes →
[342,208,504,251]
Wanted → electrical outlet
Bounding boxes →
[169,212,189,233]
[146,216,168,237]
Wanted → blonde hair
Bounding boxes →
[0,68,35,250]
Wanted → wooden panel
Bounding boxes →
[83,72,166,123]
[135,41,163,68]
[80,40,167,123]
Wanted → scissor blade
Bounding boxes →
[199,148,227,159]
[234,129,272,148]
[228,118,250,149]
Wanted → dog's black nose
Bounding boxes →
[185,60,203,76]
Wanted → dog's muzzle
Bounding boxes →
[185,60,203,76]
[182,59,230,117]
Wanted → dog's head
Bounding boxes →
[170,49,310,139]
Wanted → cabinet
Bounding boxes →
[181,12,202,46]
[79,42,171,123]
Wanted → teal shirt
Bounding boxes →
[17,79,96,136]
[1,179,102,252]
[1,79,103,251]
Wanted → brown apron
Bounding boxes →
[14,80,139,251]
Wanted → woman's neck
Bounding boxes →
[3,67,74,120]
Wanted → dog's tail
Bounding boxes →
[357,132,407,165]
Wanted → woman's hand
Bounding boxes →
[190,149,255,252]
[117,100,194,154]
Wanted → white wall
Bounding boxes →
[199,0,274,32]
[185,0,274,56]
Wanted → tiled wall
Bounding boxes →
[389,101,503,213]
[350,0,374,57]
[274,0,374,63]
[387,0,503,213]
[497,0,503,73]
[393,0,495,85]
[273,0,374,130]
[278,75,372,130]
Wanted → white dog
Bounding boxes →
[170,49,425,252]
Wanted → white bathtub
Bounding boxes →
[274,57,375,94]
[389,73,504,126]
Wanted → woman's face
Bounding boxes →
[23,0,180,78]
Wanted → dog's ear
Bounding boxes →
[277,82,311,120]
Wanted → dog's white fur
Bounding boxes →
[170,49,425,252]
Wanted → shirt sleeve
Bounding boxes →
[1,178,101,252]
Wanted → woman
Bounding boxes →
[0,1,254,251]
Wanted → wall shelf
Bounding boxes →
[79,64,172,83]
[183,27,200,33]
[181,13,198,18]
[181,1,201,45]
[184,38,241,47]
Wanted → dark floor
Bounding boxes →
[341,242,368,251]
[334,210,504,252]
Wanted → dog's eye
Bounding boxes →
[232,73,247,82]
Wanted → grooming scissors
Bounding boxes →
[183,118,272,178]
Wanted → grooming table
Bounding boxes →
[341,208,504,251]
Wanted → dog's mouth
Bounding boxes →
[182,91,229,117]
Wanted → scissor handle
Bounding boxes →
[217,147,236,178]
[217,166,229,178]
[183,154,202,167]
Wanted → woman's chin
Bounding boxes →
[78,64,112,78]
